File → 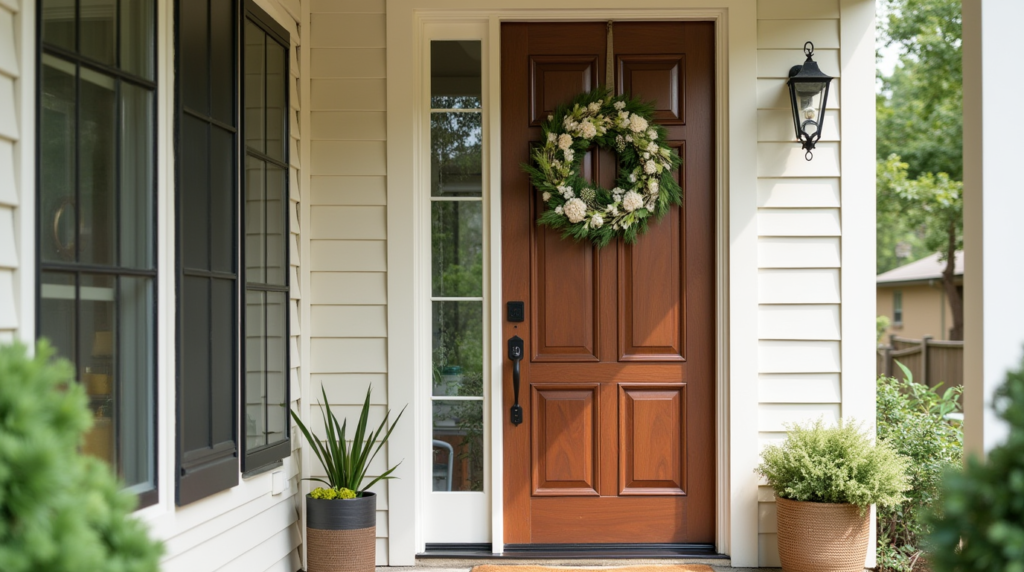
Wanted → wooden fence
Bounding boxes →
[877,335,964,391]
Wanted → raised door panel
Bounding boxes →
[619,384,687,495]
[529,56,599,126]
[617,55,685,124]
[531,385,600,496]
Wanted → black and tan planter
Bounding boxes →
[306,492,376,572]
[775,496,870,572]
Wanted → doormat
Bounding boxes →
[472,566,716,572]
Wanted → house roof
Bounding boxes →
[877,251,964,285]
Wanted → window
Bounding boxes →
[175,0,290,504]
[242,7,291,472]
[894,290,903,325]
[429,40,485,493]
[37,0,158,507]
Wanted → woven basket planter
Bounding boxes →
[306,492,376,572]
[776,496,870,572]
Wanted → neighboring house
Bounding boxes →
[1,1,1018,571]
[877,251,963,341]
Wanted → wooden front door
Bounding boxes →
[501,21,716,544]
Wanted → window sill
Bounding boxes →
[242,459,283,479]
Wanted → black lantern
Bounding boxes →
[788,41,833,161]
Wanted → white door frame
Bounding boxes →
[386,1,760,564]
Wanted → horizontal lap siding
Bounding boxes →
[160,0,303,570]
[0,0,21,341]
[755,1,842,567]
[308,0,390,563]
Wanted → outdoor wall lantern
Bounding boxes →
[788,41,833,161]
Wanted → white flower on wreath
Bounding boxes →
[647,129,658,140]
[590,213,604,229]
[555,205,563,215]
[547,132,557,143]
[557,133,573,150]
[622,190,644,212]
[649,179,660,193]
[542,191,552,202]
[625,135,633,143]
[629,114,649,133]
[564,198,587,223]
[579,121,597,139]
[587,102,601,113]
[557,185,574,199]
[563,148,574,162]
[643,152,651,159]
[548,114,554,121]
[629,173,637,183]
[644,160,657,175]
[647,142,659,154]
[614,100,626,110]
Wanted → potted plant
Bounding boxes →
[291,386,404,572]
[756,419,910,572]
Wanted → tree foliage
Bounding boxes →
[0,342,162,572]
[927,354,1024,571]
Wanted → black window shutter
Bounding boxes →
[175,0,241,505]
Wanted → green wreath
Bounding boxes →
[522,88,683,247]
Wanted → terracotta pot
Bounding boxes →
[775,496,871,572]
[306,492,376,572]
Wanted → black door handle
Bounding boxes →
[508,336,524,425]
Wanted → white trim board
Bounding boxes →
[387,1,759,566]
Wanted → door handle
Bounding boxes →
[508,335,524,425]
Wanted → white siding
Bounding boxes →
[0,0,27,342]
[307,0,390,563]
[755,1,849,567]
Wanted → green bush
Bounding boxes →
[0,342,162,572]
[756,419,911,512]
[876,369,963,572]
[926,355,1024,572]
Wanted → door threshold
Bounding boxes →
[419,543,727,560]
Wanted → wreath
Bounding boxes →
[522,88,683,247]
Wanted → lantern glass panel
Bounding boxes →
[793,81,826,139]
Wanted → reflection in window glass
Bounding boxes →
[432,400,484,491]
[431,201,482,297]
[430,41,481,109]
[432,301,483,397]
[431,112,482,197]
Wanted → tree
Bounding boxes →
[876,0,963,339]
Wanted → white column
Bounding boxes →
[961,0,1024,457]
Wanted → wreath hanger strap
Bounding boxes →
[605,21,614,89]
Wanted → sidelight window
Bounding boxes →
[429,40,485,493]
[37,0,158,507]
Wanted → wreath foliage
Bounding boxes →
[522,87,683,247]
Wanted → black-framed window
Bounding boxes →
[37,0,158,508]
[175,0,290,504]
[242,6,290,472]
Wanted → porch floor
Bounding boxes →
[383,565,781,571]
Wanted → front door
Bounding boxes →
[501,21,716,545]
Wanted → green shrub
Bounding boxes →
[0,342,162,572]
[756,419,911,512]
[309,487,356,500]
[926,354,1024,572]
[876,369,963,572]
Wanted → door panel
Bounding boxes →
[531,384,601,495]
[502,21,716,545]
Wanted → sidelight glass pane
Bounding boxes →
[431,201,483,297]
[40,56,77,263]
[432,301,483,397]
[41,0,75,51]
[430,41,481,109]
[266,291,288,445]
[245,290,267,450]
[118,276,154,490]
[265,39,287,162]
[120,83,154,269]
[266,165,287,285]
[432,400,484,492]
[431,112,482,197]
[244,21,266,153]
[245,158,266,283]
[81,0,118,65]
[79,68,117,266]
[121,0,155,79]
[78,274,117,467]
